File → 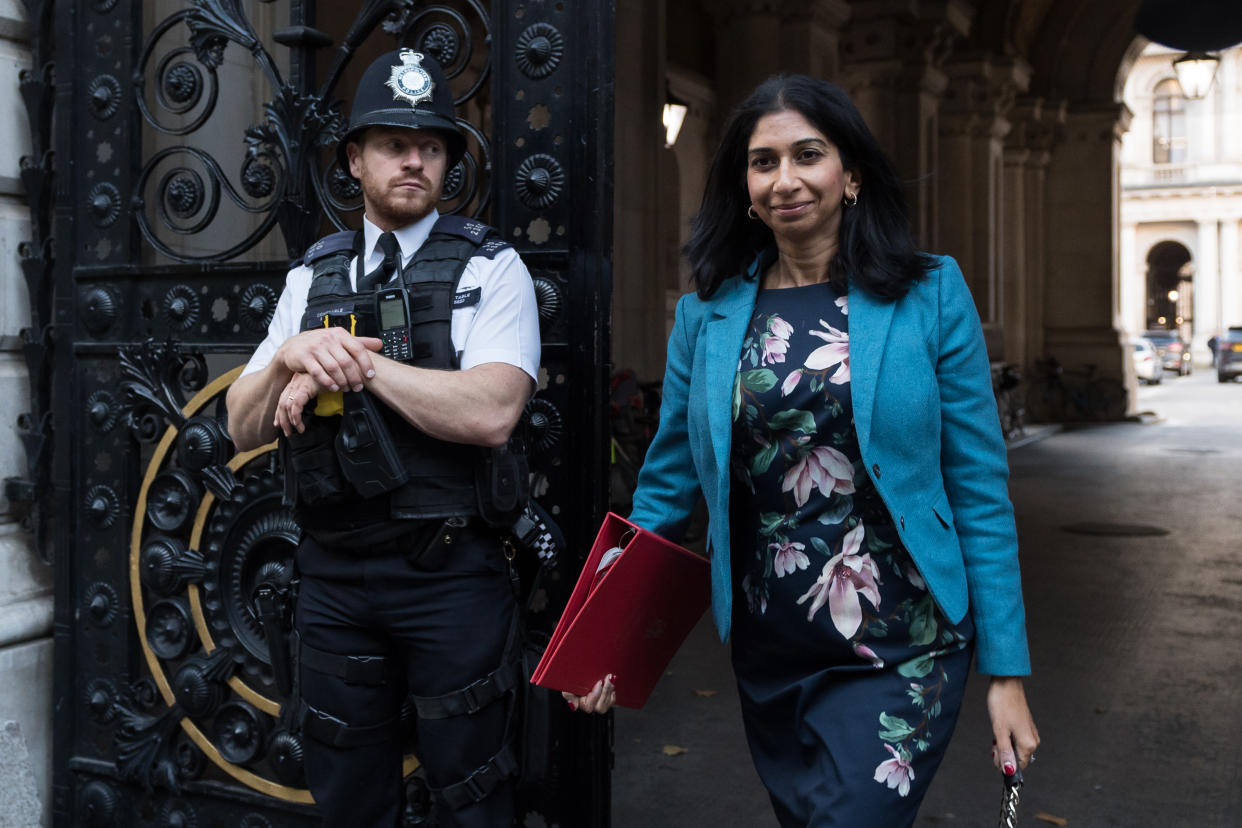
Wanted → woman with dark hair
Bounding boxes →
[567,75,1039,825]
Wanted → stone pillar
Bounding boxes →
[708,0,851,116]
[667,67,715,332]
[0,2,54,825]
[1120,221,1141,335]
[840,0,971,247]
[612,0,669,380]
[1221,219,1241,337]
[937,56,1029,358]
[1043,104,1133,397]
[1018,99,1058,364]
[1001,98,1053,368]
[1195,219,1221,356]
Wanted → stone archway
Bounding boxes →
[1145,240,1194,334]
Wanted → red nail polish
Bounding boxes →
[1003,763,1016,776]
[567,701,577,711]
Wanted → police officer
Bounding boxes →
[227,49,540,827]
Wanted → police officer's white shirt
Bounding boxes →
[241,210,541,382]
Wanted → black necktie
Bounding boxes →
[357,231,400,293]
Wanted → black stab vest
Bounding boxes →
[282,215,516,545]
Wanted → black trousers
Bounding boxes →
[295,523,517,828]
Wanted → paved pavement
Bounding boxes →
[610,367,1242,827]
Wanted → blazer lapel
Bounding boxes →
[704,278,759,474]
[847,283,895,454]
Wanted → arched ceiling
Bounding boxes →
[1024,0,1143,103]
[959,0,1145,104]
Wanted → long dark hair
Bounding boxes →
[684,75,933,300]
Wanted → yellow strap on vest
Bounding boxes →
[313,312,357,417]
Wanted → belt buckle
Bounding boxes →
[461,675,491,712]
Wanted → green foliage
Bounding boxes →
[878,712,914,742]
[908,595,938,647]
[897,653,936,679]
[740,369,778,393]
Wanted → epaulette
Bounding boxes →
[431,214,495,245]
[294,230,357,268]
[475,237,513,260]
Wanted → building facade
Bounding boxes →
[0,0,53,823]
[1120,42,1242,360]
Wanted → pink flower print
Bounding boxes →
[760,316,793,365]
[836,294,849,315]
[795,524,881,637]
[769,539,809,578]
[874,744,915,797]
[906,564,926,591]
[781,445,856,507]
[805,319,850,384]
[853,641,885,668]
[781,369,802,397]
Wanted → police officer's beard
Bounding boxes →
[362,174,442,227]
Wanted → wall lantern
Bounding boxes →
[1167,289,1180,301]
[663,91,688,148]
[1172,51,1220,99]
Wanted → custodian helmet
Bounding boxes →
[337,48,466,174]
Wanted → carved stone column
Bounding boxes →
[1219,219,1241,341]
[839,0,970,247]
[936,56,1028,357]
[667,67,715,303]
[613,0,669,379]
[1119,220,1141,336]
[1003,98,1062,369]
[706,0,851,116]
[1043,104,1134,391]
[1194,219,1221,354]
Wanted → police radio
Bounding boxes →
[375,287,413,362]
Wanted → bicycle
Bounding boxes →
[1026,357,1126,423]
[608,369,707,542]
[992,363,1026,440]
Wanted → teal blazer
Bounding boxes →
[629,254,1031,676]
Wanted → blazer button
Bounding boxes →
[871,463,881,480]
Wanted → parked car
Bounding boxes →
[1217,327,1242,383]
[1130,338,1163,384]
[1144,329,1193,376]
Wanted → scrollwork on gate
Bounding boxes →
[133,0,493,264]
[116,354,423,801]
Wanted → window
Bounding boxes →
[1152,79,1186,164]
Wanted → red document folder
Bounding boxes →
[531,513,710,709]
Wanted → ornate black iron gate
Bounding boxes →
[23,1,614,824]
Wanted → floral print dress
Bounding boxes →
[728,281,974,827]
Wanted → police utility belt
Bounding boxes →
[279,215,528,548]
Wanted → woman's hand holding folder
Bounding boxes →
[564,544,622,712]
[533,514,710,711]
[563,674,616,713]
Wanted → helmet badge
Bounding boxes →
[386,49,434,107]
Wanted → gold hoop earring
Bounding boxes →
[747,205,760,220]
[844,192,858,207]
